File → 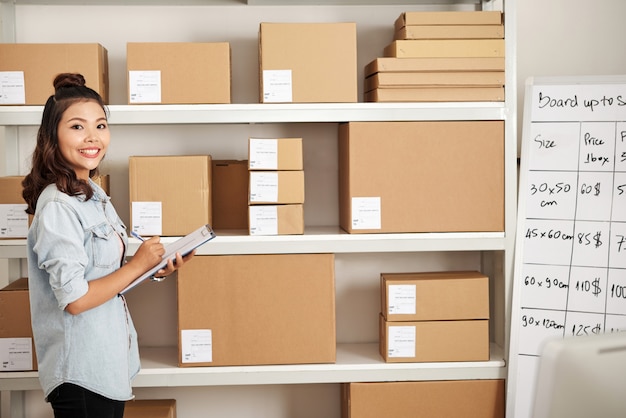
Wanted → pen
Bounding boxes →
[130,230,145,242]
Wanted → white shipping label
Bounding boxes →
[388,284,417,315]
[181,329,213,363]
[249,205,278,235]
[263,70,292,103]
[0,338,33,371]
[387,325,416,358]
[249,138,279,170]
[131,201,162,236]
[351,197,381,230]
[0,71,26,104]
[249,172,279,202]
[0,204,29,238]
[129,70,162,103]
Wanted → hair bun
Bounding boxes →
[53,73,86,91]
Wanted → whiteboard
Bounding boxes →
[507,75,626,418]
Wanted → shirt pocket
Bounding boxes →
[89,222,121,269]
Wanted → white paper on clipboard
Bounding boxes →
[120,223,216,294]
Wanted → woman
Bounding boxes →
[22,73,194,418]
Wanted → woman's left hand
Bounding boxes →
[153,250,196,280]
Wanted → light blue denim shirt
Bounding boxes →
[27,180,140,401]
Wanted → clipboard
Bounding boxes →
[120,223,216,294]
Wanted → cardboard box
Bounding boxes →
[379,314,489,362]
[129,155,212,236]
[394,11,503,29]
[384,39,505,58]
[124,399,176,418]
[126,42,231,104]
[211,160,248,230]
[380,271,489,321]
[249,204,304,235]
[92,174,110,196]
[364,87,505,103]
[249,170,305,204]
[395,24,504,40]
[0,176,28,238]
[0,43,108,105]
[177,253,336,366]
[364,71,505,91]
[0,278,36,371]
[259,22,357,103]
[342,380,505,418]
[248,137,303,171]
[338,121,504,233]
[364,57,505,76]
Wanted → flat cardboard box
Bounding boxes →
[0,176,29,238]
[364,71,505,91]
[126,42,231,104]
[211,160,248,230]
[0,278,37,371]
[342,380,505,418]
[384,39,505,58]
[394,11,503,30]
[364,87,505,102]
[124,399,176,418]
[364,57,505,76]
[248,137,303,171]
[380,271,489,321]
[259,22,357,103]
[249,170,305,204]
[249,204,304,235]
[177,253,336,366]
[395,24,504,40]
[129,155,212,236]
[338,121,504,233]
[379,314,489,362]
[0,43,108,104]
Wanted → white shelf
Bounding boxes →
[5,0,486,6]
[0,228,506,258]
[0,103,506,126]
[0,343,505,391]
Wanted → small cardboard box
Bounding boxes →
[381,271,489,321]
[249,170,305,205]
[394,11,503,29]
[129,155,212,236]
[0,176,28,238]
[0,43,108,105]
[379,314,489,362]
[124,399,176,418]
[259,22,357,103]
[383,39,505,59]
[211,160,248,230]
[342,380,505,418]
[249,204,304,235]
[395,24,504,40]
[177,253,336,367]
[248,138,303,171]
[364,57,505,76]
[338,121,504,233]
[0,278,37,371]
[126,42,231,104]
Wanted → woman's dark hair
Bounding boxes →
[22,73,109,214]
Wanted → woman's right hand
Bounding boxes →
[131,236,165,271]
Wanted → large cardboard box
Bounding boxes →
[249,170,305,204]
[177,253,336,366]
[381,271,489,321]
[338,121,504,233]
[0,278,36,371]
[0,176,28,238]
[129,155,212,236]
[379,314,489,362]
[0,43,108,104]
[342,380,505,418]
[124,399,176,418]
[249,204,304,235]
[211,160,248,230]
[126,42,231,104]
[259,23,357,103]
[248,137,303,171]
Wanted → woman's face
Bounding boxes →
[57,100,110,181]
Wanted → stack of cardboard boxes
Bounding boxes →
[364,11,505,102]
[248,137,305,235]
